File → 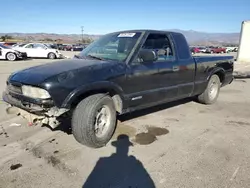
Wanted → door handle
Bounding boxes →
[172,66,179,72]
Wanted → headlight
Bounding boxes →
[21,85,51,99]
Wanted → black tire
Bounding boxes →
[6,52,17,61]
[72,94,117,148]
[197,75,220,104]
[48,52,56,59]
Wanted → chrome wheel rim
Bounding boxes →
[7,53,15,61]
[94,105,112,138]
[208,80,218,100]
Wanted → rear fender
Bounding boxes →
[206,67,225,82]
[207,67,225,81]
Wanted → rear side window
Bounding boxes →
[171,33,191,60]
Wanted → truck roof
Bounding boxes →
[111,29,182,35]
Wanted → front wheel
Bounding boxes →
[48,52,56,59]
[72,94,117,148]
[6,53,17,61]
[197,74,220,104]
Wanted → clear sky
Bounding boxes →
[1,0,249,34]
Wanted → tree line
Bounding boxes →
[0,35,13,41]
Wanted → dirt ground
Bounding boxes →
[1,52,250,188]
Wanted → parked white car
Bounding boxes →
[0,44,27,61]
[198,47,207,53]
[225,47,236,53]
[13,43,62,59]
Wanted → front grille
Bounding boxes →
[7,84,22,94]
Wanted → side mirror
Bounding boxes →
[138,49,157,63]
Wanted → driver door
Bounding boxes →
[125,33,179,108]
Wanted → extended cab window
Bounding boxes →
[142,33,174,62]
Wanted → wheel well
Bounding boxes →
[214,71,225,83]
[71,89,123,114]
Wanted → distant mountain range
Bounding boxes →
[0,29,240,45]
[169,29,240,45]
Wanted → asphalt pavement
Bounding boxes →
[1,51,250,188]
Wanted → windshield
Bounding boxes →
[0,44,11,49]
[78,32,141,62]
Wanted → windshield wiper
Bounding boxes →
[87,55,105,61]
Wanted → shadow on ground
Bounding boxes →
[49,98,193,135]
[118,97,193,122]
[82,134,155,188]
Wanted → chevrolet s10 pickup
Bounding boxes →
[2,30,234,148]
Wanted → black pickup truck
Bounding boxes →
[2,30,234,148]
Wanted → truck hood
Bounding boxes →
[9,59,112,85]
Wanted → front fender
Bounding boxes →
[61,81,125,108]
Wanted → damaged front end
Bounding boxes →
[9,107,68,129]
[2,89,69,129]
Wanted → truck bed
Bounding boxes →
[193,55,234,63]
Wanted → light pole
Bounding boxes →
[81,26,84,43]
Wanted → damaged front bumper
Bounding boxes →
[2,91,69,129]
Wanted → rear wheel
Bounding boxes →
[72,94,117,148]
[6,53,16,61]
[197,74,220,104]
